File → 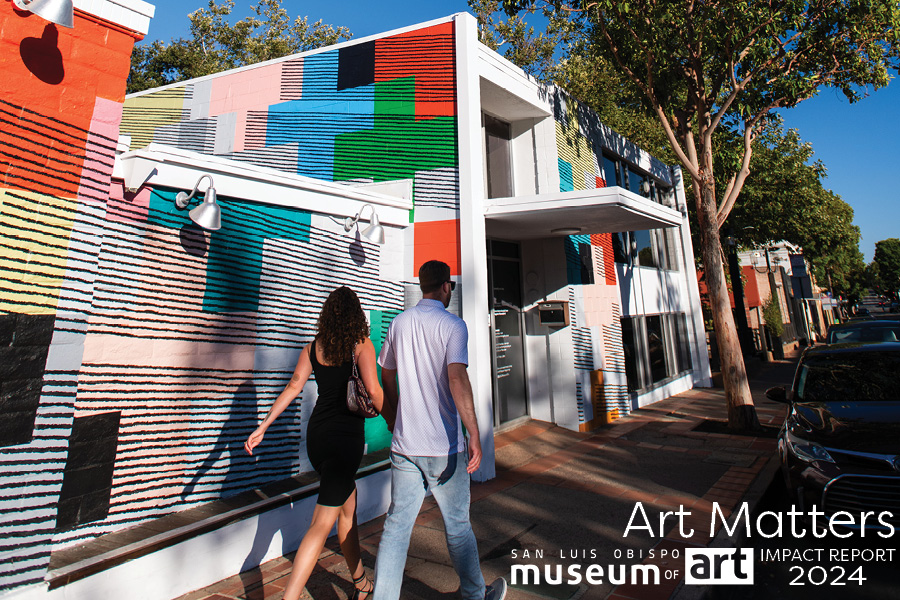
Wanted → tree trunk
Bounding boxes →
[696,178,761,431]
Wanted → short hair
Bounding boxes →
[419,260,451,294]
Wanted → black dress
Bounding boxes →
[306,340,366,507]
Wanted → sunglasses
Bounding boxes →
[446,280,456,291]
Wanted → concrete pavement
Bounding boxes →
[173,358,797,600]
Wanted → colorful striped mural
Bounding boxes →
[2,13,457,594]
[0,1,142,590]
[553,93,630,428]
[121,23,460,219]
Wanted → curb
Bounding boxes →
[669,452,783,600]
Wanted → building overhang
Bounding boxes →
[114,143,413,227]
[484,187,683,240]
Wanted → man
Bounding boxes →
[374,260,506,600]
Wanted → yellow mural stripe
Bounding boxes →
[121,87,188,150]
[556,99,598,191]
[0,188,78,315]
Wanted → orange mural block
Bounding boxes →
[413,219,460,277]
[591,233,617,285]
[0,4,134,198]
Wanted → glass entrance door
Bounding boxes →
[487,240,528,425]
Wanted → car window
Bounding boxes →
[796,353,900,402]
[826,325,900,344]
[829,329,861,344]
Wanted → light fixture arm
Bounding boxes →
[341,203,377,232]
[328,203,385,245]
[175,174,215,209]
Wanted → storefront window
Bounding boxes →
[645,315,669,383]
[612,231,631,264]
[621,312,693,394]
[628,168,647,197]
[621,317,642,392]
[484,114,512,199]
[603,154,621,188]
[633,230,657,268]
[669,313,693,373]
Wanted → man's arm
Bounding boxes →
[381,367,399,431]
[447,362,481,473]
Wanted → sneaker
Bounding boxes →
[484,577,508,600]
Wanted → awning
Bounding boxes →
[484,187,683,240]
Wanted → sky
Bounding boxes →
[139,0,900,262]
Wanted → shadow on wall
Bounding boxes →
[180,380,299,501]
[19,24,64,85]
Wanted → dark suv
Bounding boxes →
[767,342,900,532]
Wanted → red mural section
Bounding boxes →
[591,233,617,285]
[0,4,136,199]
[375,21,456,120]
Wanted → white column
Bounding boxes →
[454,13,495,480]
[672,166,713,386]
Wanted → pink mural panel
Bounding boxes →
[107,181,151,224]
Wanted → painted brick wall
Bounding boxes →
[1,15,462,595]
[0,2,141,591]
[120,21,462,263]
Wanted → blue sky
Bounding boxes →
[140,0,899,262]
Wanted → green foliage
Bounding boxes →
[499,0,899,220]
[723,123,865,298]
[762,295,784,338]
[873,238,900,297]
[128,0,351,93]
[470,0,579,79]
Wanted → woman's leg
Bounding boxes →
[337,489,363,577]
[282,503,342,600]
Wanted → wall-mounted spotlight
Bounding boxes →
[339,204,384,244]
[175,175,221,231]
[13,0,74,28]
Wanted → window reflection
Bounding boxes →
[620,313,693,394]
[633,230,657,268]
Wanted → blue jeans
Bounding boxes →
[373,451,485,600]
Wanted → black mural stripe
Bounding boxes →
[0,98,112,140]
[0,129,115,178]
[0,142,111,188]
[0,212,90,245]
[0,146,109,193]
[79,364,292,373]
[109,472,298,501]
[0,113,90,151]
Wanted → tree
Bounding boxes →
[873,238,900,299]
[723,124,865,299]
[501,0,899,430]
[128,0,351,93]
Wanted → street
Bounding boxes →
[707,467,900,600]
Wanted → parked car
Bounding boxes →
[855,306,871,317]
[766,343,900,533]
[825,320,900,344]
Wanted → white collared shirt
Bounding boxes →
[378,298,468,456]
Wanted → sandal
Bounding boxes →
[351,570,373,600]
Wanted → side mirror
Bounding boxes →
[765,386,790,403]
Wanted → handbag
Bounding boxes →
[347,350,378,418]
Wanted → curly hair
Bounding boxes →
[316,286,369,365]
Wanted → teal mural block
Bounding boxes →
[363,309,402,453]
[148,189,311,313]
[559,158,574,192]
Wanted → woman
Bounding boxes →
[245,286,382,600]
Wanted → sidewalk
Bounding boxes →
[175,358,796,600]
